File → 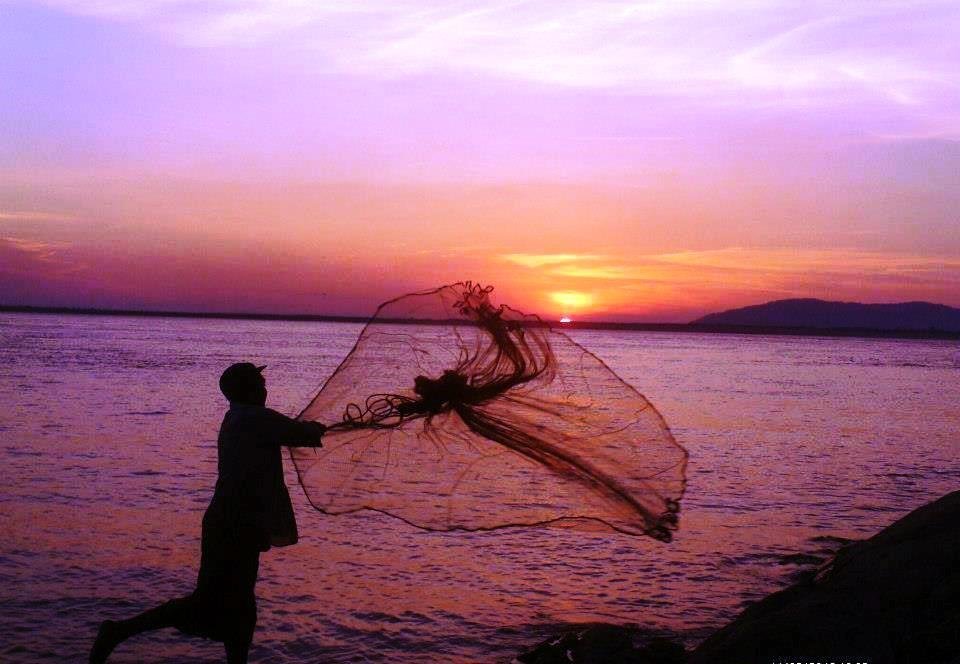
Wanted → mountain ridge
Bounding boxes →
[694,298,960,332]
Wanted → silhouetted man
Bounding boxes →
[90,362,326,663]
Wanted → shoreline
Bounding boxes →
[3,304,959,341]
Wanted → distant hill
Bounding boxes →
[693,298,960,332]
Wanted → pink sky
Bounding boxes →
[2,1,959,321]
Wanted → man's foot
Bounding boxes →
[89,620,121,664]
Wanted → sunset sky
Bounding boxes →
[2,1,959,321]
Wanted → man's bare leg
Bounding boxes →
[223,600,256,664]
[89,598,185,664]
[225,633,252,664]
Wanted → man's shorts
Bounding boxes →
[169,514,262,644]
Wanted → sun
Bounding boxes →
[559,316,572,324]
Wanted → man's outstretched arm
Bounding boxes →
[261,408,326,447]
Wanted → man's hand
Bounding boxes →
[307,421,326,447]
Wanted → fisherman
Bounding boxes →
[90,362,326,663]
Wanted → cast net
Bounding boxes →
[291,282,687,540]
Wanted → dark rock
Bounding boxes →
[809,534,854,547]
[517,625,688,664]
[638,637,688,663]
[688,490,960,664]
[777,552,825,566]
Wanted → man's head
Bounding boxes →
[219,362,267,405]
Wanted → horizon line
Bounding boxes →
[2,304,958,341]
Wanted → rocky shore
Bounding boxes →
[518,491,960,664]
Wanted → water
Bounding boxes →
[1,313,958,662]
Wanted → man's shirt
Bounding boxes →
[205,403,324,550]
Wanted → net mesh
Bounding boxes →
[292,282,687,540]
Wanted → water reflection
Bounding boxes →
[1,314,957,662]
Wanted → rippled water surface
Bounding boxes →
[1,313,958,662]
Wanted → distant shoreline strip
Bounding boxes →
[2,304,958,340]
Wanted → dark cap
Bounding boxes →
[219,362,266,401]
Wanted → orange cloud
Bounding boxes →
[501,253,604,268]
[549,290,594,311]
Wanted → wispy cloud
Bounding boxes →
[0,210,78,222]
[501,253,603,268]
[649,248,960,274]
[28,1,960,103]
[505,248,960,284]
[0,236,70,268]
[0,236,56,253]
